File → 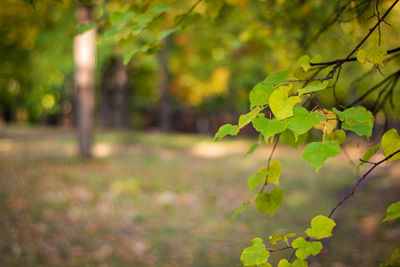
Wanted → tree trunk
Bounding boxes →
[100,57,128,128]
[158,38,171,132]
[74,3,96,158]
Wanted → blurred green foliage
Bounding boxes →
[1,0,400,125]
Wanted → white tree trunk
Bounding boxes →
[74,3,95,158]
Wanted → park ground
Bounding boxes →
[0,126,399,266]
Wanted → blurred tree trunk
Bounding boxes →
[158,37,171,132]
[100,57,128,128]
[74,3,96,158]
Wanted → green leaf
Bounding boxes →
[269,86,301,120]
[383,201,400,222]
[285,106,323,139]
[356,46,387,67]
[214,124,238,141]
[205,0,224,18]
[76,23,95,35]
[252,114,287,142]
[247,167,268,191]
[255,187,284,216]
[360,144,380,165]
[381,129,400,162]
[240,237,270,266]
[332,107,374,138]
[278,259,308,267]
[313,109,337,135]
[380,248,400,267]
[327,129,346,145]
[278,259,292,267]
[249,70,289,109]
[122,46,144,65]
[298,81,328,96]
[157,28,180,40]
[292,237,323,260]
[148,3,172,15]
[174,13,202,29]
[297,55,311,72]
[267,160,282,185]
[229,201,250,222]
[280,130,308,149]
[269,233,296,245]
[302,141,341,172]
[238,106,262,130]
[110,11,134,25]
[269,234,285,245]
[305,215,336,239]
[246,135,262,156]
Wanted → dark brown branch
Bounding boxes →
[268,246,292,253]
[328,149,400,218]
[347,69,400,107]
[309,46,400,67]
[344,0,398,60]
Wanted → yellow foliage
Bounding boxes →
[171,67,230,106]
[313,109,337,135]
[225,0,249,11]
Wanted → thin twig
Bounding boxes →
[175,0,202,26]
[347,69,400,107]
[259,135,280,193]
[344,0,398,60]
[309,46,400,67]
[328,149,400,218]
[268,246,292,253]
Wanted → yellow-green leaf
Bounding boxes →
[313,109,337,135]
[360,144,380,165]
[383,201,400,222]
[381,129,400,162]
[213,124,238,141]
[298,80,328,96]
[249,70,289,108]
[255,187,284,216]
[247,167,269,191]
[292,237,322,260]
[267,160,282,185]
[240,237,270,266]
[252,114,288,142]
[269,86,301,120]
[238,106,262,130]
[356,46,387,67]
[305,215,336,239]
[278,259,308,267]
[332,107,374,138]
[297,55,311,72]
[229,201,250,222]
[327,129,346,145]
[302,141,340,172]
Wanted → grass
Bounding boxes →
[0,126,399,266]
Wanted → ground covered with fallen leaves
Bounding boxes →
[0,126,399,266]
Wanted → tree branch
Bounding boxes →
[344,0,398,60]
[309,46,400,67]
[347,69,400,107]
[175,0,202,26]
[328,149,400,219]
[259,135,280,193]
[268,246,292,253]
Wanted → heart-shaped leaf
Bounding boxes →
[381,129,400,162]
[255,187,284,216]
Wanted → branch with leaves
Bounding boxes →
[214,0,400,265]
